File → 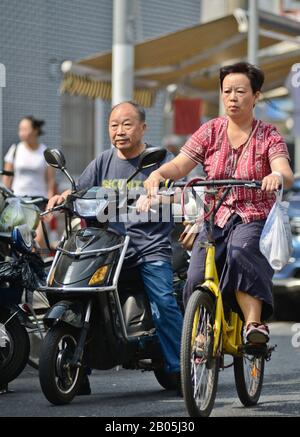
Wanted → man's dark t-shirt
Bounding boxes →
[77,147,174,268]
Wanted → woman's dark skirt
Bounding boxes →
[183,214,274,321]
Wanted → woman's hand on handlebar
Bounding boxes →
[261,173,281,192]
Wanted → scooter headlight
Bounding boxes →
[74,198,108,218]
[88,265,110,286]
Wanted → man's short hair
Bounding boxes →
[110,101,146,122]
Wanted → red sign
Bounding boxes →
[173,98,202,135]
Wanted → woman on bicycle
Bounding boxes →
[143,62,294,344]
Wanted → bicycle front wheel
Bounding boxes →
[234,352,265,406]
[181,288,219,417]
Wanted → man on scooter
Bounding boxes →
[46,101,183,395]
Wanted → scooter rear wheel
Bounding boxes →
[39,323,84,405]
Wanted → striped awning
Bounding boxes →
[60,72,156,107]
[62,9,300,106]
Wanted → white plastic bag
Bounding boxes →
[0,198,26,232]
[0,197,40,232]
[259,187,293,271]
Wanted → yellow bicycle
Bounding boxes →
[165,179,275,417]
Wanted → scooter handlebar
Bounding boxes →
[40,203,66,217]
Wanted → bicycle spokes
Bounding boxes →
[244,355,262,396]
[191,306,215,409]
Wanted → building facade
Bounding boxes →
[0,0,291,178]
[0,0,201,177]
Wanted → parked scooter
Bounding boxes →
[0,181,50,392]
[38,148,188,405]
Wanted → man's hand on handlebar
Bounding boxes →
[136,194,161,213]
[42,189,71,222]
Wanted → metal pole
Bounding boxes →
[248,0,259,65]
[0,88,2,166]
[0,63,6,166]
[295,136,300,173]
[112,0,135,106]
[94,99,106,155]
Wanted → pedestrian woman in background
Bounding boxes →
[3,116,56,248]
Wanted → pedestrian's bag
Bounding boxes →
[259,185,292,271]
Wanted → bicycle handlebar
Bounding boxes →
[0,170,14,177]
[159,179,262,189]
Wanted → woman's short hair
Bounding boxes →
[220,62,265,94]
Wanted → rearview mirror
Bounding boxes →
[127,147,167,183]
[44,148,77,192]
[44,149,66,169]
[138,147,166,170]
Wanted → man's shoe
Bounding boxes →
[177,378,183,398]
[77,376,91,396]
[0,384,12,394]
[168,371,182,397]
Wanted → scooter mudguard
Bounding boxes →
[43,300,84,328]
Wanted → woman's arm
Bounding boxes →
[262,157,294,191]
[144,152,197,196]
[2,162,14,189]
[45,166,56,199]
[270,157,294,189]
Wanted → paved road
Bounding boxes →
[1,322,300,417]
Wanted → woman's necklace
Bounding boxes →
[227,121,253,150]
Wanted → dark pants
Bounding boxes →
[183,214,274,321]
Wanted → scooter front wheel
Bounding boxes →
[39,324,84,405]
[0,308,30,386]
[154,367,179,390]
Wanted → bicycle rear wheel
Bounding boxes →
[181,288,219,417]
[234,351,265,406]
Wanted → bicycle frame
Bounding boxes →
[166,179,263,360]
[201,244,243,357]
[185,181,259,359]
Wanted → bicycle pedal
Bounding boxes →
[265,344,277,361]
[241,342,268,357]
